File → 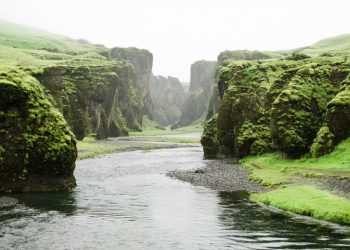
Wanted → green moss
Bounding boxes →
[240,138,350,188]
[237,121,272,157]
[201,115,219,158]
[251,185,350,225]
[0,68,77,192]
[310,126,335,157]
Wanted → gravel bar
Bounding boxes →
[167,158,266,193]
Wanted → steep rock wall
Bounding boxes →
[201,56,350,159]
[173,60,217,128]
[109,47,153,118]
[34,62,143,140]
[149,75,186,126]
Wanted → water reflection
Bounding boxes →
[0,147,350,249]
[217,191,350,249]
[10,191,78,216]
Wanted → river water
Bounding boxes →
[1,146,350,249]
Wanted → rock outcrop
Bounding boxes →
[0,68,77,193]
[34,62,143,140]
[173,60,217,128]
[201,55,350,159]
[207,50,276,120]
[149,75,186,126]
[109,47,153,118]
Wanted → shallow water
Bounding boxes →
[1,147,350,249]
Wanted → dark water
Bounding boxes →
[1,147,350,249]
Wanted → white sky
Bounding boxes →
[0,0,349,82]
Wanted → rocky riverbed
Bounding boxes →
[167,158,266,193]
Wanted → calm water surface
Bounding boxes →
[1,147,350,249]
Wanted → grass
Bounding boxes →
[241,138,350,186]
[129,117,203,136]
[0,19,110,68]
[242,139,350,224]
[251,185,350,225]
[77,138,174,160]
[127,137,200,144]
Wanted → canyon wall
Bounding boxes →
[172,60,217,128]
[201,55,350,159]
[149,75,186,126]
[109,47,154,118]
[35,62,143,140]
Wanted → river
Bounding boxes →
[1,146,350,249]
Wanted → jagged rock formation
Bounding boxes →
[201,56,350,159]
[173,60,217,128]
[207,50,278,120]
[34,62,143,140]
[0,68,77,192]
[149,75,186,126]
[109,47,153,118]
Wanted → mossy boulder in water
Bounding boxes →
[0,69,77,193]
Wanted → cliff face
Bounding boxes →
[109,47,153,118]
[0,68,77,192]
[149,75,186,126]
[207,50,276,120]
[173,60,217,128]
[34,62,143,140]
[201,56,350,159]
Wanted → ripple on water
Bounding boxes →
[0,147,349,249]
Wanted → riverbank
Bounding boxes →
[241,138,350,225]
[170,138,350,225]
[77,132,201,159]
[167,159,266,193]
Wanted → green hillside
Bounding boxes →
[292,34,350,56]
[0,20,110,68]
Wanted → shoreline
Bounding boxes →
[167,159,266,193]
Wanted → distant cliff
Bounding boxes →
[150,75,186,126]
[109,47,154,118]
[172,60,217,128]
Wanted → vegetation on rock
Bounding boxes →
[202,55,350,159]
[173,60,217,129]
[0,68,77,192]
[149,75,186,126]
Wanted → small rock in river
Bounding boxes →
[0,196,18,208]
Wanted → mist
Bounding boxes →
[0,0,349,81]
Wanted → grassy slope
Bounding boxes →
[251,185,350,225]
[275,33,350,57]
[0,20,111,68]
[241,139,350,224]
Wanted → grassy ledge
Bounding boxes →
[241,138,350,225]
[251,185,350,225]
[241,138,350,186]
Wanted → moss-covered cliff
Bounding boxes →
[202,55,350,159]
[0,68,77,192]
[34,62,143,140]
[149,75,186,126]
[0,20,150,193]
[109,47,153,118]
[173,60,217,128]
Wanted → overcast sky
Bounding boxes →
[0,0,349,82]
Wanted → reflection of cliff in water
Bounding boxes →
[11,191,78,216]
[217,191,346,248]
